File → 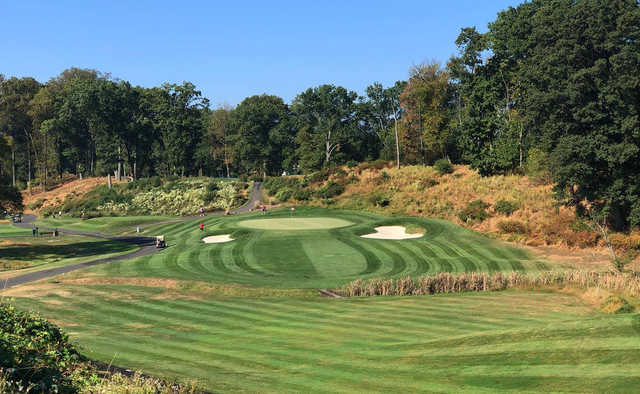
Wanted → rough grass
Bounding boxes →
[303,165,605,250]
[8,287,640,393]
[76,207,544,289]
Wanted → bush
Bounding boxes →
[346,160,358,168]
[275,188,293,203]
[206,181,219,192]
[315,182,345,199]
[26,198,46,210]
[368,192,391,207]
[293,189,311,201]
[457,200,491,223]
[0,303,88,392]
[526,147,553,185]
[601,295,636,314]
[357,160,391,172]
[494,200,518,216]
[434,159,453,175]
[498,220,527,234]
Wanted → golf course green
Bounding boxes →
[85,207,545,289]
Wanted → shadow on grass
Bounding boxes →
[0,240,132,264]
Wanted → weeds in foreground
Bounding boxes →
[337,271,640,298]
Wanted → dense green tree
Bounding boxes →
[230,95,295,176]
[365,81,407,167]
[0,77,41,186]
[292,85,360,171]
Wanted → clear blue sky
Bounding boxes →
[2,1,522,106]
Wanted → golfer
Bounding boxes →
[200,222,204,232]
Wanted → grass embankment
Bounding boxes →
[8,286,640,393]
[75,207,544,290]
[265,164,640,257]
[0,235,137,276]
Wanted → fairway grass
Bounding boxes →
[6,206,618,392]
[35,215,176,235]
[237,217,353,230]
[81,207,545,289]
[0,222,32,237]
[9,287,640,393]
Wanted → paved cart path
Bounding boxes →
[1,182,262,290]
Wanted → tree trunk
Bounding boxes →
[27,148,31,195]
[117,146,122,181]
[11,149,15,187]
[393,111,400,169]
[108,174,112,189]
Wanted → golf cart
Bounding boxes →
[12,213,22,223]
[155,235,166,248]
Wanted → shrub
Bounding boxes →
[0,303,88,392]
[368,192,391,207]
[275,188,293,203]
[346,160,358,168]
[525,147,552,185]
[315,181,345,199]
[26,198,46,210]
[601,295,636,314]
[434,159,453,175]
[457,200,491,223]
[494,200,518,216]
[356,160,390,172]
[206,181,219,192]
[498,220,527,234]
[293,189,311,201]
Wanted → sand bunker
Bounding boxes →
[202,235,234,243]
[361,226,424,240]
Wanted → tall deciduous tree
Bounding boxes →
[292,85,359,171]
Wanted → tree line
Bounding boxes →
[1,0,639,229]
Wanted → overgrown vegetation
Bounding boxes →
[337,271,640,298]
[0,302,204,393]
[35,177,249,217]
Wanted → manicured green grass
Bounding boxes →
[35,216,175,235]
[86,207,545,289]
[0,222,32,237]
[0,235,138,276]
[237,217,354,230]
[9,288,640,393]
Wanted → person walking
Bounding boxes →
[32,227,36,237]
[200,222,204,232]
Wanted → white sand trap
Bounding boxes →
[361,226,424,240]
[202,235,234,243]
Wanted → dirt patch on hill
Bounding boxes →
[22,177,124,213]
[526,245,611,270]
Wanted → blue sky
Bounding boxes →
[2,1,522,106]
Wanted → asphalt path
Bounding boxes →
[0,182,262,290]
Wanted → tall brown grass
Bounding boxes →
[337,271,640,297]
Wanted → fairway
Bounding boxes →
[82,207,545,289]
[9,285,640,393]
[237,217,353,230]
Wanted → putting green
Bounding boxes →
[237,217,353,230]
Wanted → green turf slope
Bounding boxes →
[11,288,640,393]
[86,207,546,289]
